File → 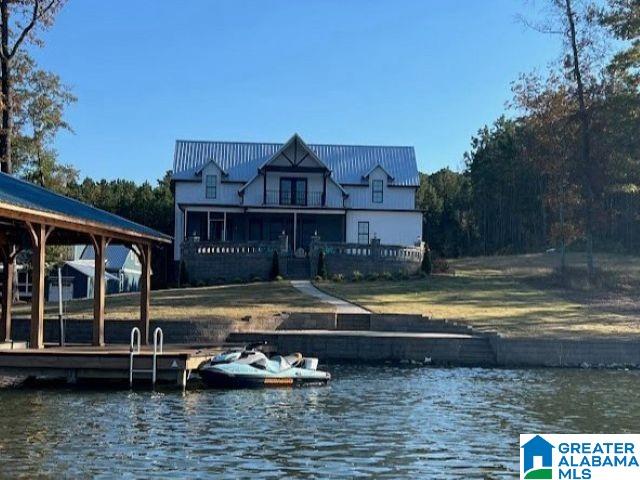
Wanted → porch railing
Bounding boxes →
[264,190,324,207]
[188,240,281,256]
[314,241,423,260]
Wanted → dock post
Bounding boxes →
[177,369,187,390]
[91,235,107,347]
[0,244,17,343]
[139,243,151,345]
[27,223,52,349]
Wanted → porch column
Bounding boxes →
[223,212,227,241]
[139,243,151,345]
[0,244,17,342]
[293,212,297,251]
[27,223,51,349]
[91,235,107,347]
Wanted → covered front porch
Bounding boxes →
[184,209,346,252]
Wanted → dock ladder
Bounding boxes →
[129,327,163,387]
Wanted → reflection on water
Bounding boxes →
[0,365,638,479]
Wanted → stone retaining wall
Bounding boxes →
[180,235,424,283]
[181,240,281,284]
[494,336,640,367]
[309,237,423,278]
[11,312,640,368]
[9,315,286,345]
[230,331,498,366]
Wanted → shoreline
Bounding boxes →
[4,314,640,369]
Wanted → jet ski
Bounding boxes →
[199,344,331,388]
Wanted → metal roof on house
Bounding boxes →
[65,260,120,282]
[81,244,138,271]
[0,173,171,242]
[172,138,420,187]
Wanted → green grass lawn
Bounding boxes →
[13,281,332,321]
[317,252,640,338]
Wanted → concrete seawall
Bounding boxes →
[9,313,640,368]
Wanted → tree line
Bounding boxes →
[418,0,640,275]
[1,0,638,284]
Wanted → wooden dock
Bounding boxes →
[0,344,225,388]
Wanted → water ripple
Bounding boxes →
[0,365,639,478]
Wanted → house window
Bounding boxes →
[280,178,307,206]
[358,221,369,244]
[372,179,383,203]
[205,175,217,199]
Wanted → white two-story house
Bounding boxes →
[172,134,422,263]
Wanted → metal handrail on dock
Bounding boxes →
[129,327,164,387]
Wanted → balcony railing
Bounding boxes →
[265,190,324,207]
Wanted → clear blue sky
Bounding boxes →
[30,0,559,184]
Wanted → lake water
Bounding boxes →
[0,365,639,479]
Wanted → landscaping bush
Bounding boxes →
[317,250,328,279]
[275,275,284,281]
[432,258,450,273]
[421,245,433,275]
[381,271,393,281]
[351,270,363,282]
[394,270,409,280]
[366,272,380,281]
[232,277,243,284]
[196,280,206,288]
[314,275,324,282]
[250,276,263,282]
[331,273,344,282]
[269,250,280,280]
[179,260,189,286]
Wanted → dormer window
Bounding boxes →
[372,179,383,203]
[205,174,217,199]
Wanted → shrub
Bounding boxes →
[269,250,280,280]
[366,272,380,281]
[250,276,263,282]
[394,270,408,281]
[314,275,324,282]
[381,271,393,281]
[232,277,243,284]
[432,258,450,273]
[196,280,206,288]
[179,260,189,286]
[317,250,328,279]
[331,273,344,282]
[351,270,363,282]
[421,245,433,275]
[275,275,284,281]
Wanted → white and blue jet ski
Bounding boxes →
[199,344,331,388]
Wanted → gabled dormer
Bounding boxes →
[238,134,348,207]
[196,159,228,200]
[363,164,394,205]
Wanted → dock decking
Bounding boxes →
[0,344,224,388]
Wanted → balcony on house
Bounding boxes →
[265,189,324,207]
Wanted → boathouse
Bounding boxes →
[0,173,171,348]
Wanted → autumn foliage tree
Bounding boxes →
[0,0,66,175]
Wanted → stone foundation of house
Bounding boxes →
[180,235,424,284]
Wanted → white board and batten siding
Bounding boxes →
[346,210,423,246]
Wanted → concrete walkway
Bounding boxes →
[291,280,370,314]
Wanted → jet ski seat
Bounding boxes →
[283,353,304,367]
